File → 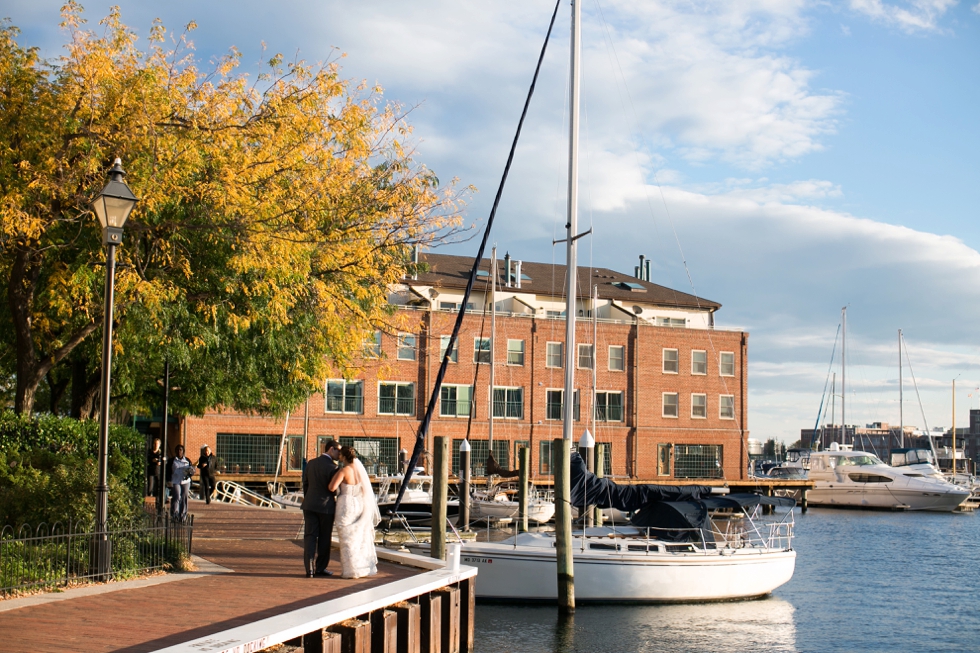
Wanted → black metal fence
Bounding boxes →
[0,514,193,596]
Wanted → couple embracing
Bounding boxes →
[301,439,381,579]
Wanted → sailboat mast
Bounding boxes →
[899,329,903,448]
[489,248,496,450]
[556,0,582,614]
[841,307,846,445]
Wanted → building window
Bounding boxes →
[578,344,594,369]
[440,336,457,363]
[215,433,280,474]
[595,392,623,422]
[474,337,492,364]
[440,385,472,418]
[540,440,554,474]
[325,379,364,414]
[595,444,613,477]
[545,389,580,421]
[514,440,530,469]
[692,350,707,375]
[720,352,735,377]
[663,349,678,374]
[720,395,735,419]
[507,339,525,366]
[439,301,474,312]
[287,435,305,472]
[691,393,707,418]
[397,333,417,361]
[663,393,679,418]
[608,345,625,371]
[379,382,414,416]
[452,439,509,476]
[339,436,398,476]
[546,342,563,368]
[674,444,723,479]
[365,331,382,358]
[657,443,672,476]
[492,387,524,419]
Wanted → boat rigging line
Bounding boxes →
[389,0,564,519]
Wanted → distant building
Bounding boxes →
[179,253,751,481]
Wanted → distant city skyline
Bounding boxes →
[6,0,980,442]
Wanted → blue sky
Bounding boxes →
[4,0,980,445]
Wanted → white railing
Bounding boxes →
[213,480,283,509]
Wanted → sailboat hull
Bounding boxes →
[410,535,796,603]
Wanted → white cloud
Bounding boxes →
[848,0,957,32]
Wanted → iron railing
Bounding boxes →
[0,514,193,595]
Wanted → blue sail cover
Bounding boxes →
[569,452,711,511]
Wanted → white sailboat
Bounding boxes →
[410,0,797,603]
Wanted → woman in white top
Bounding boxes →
[328,446,380,579]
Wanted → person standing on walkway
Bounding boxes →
[328,446,380,579]
[197,444,217,504]
[147,438,163,508]
[168,445,194,522]
[301,439,340,577]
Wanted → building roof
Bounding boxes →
[408,253,721,312]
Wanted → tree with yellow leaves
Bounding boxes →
[0,4,469,416]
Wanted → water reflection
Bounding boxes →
[475,598,797,653]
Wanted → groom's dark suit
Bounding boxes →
[301,452,339,576]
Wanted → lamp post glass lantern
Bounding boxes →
[90,158,138,578]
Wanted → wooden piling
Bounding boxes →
[370,609,398,653]
[553,437,575,613]
[459,578,476,653]
[800,488,808,513]
[393,601,422,653]
[458,442,471,531]
[434,587,461,653]
[304,627,342,653]
[432,435,449,561]
[518,446,529,533]
[420,593,443,653]
[328,619,371,653]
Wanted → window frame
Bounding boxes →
[492,386,524,420]
[595,391,624,422]
[378,381,415,416]
[397,333,417,361]
[577,343,594,370]
[720,394,736,420]
[474,337,492,364]
[439,335,458,363]
[507,339,525,366]
[663,348,679,374]
[662,392,679,418]
[324,379,364,414]
[365,331,382,359]
[545,389,580,421]
[720,351,736,377]
[546,342,563,368]
[539,440,554,475]
[608,345,625,372]
[691,350,707,375]
[691,393,707,419]
[440,384,473,418]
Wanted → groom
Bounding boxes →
[301,439,340,577]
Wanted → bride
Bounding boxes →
[328,445,380,579]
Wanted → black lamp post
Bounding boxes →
[90,158,138,577]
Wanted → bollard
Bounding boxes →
[458,440,471,531]
[518,446,529,533]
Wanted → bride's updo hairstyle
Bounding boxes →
[339,445,357,463]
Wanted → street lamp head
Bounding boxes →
[91,158,138,245]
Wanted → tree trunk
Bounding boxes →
[46,368,70,415]
[71,358,102,421]
[9,246,99,414]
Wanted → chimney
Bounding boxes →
[504,252,512,288]
[412,244,420,280]
[635,265,640,278]
[638,255,645,280]
[515,260,522,288]
[644,259,650,282]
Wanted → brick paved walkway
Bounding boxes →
[0,501,420,653]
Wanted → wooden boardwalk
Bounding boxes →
[0,501,422,653]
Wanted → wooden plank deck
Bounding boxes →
[0,501,423,653]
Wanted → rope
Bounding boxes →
[391,0,563,516]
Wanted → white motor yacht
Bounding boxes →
[807,445,970,511]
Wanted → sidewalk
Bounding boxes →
[0,501,421,653]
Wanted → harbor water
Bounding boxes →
[472,508,980,652]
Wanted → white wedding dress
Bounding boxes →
[335,458,380,579]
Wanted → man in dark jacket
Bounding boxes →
[301,439,340,577]
[197,444,217,504]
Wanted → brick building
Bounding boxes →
[180,253,750,482]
